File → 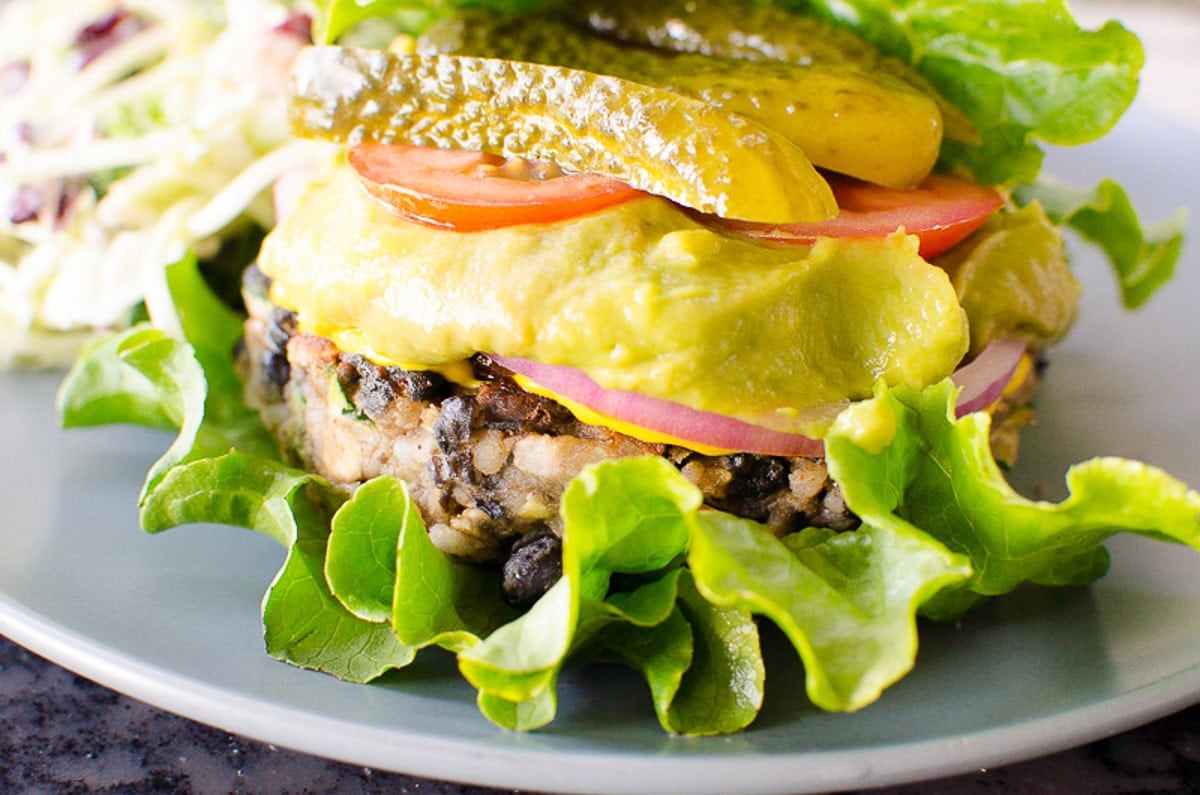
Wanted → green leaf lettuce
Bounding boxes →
[826,380,1200,616]
[52,1,1200,734]
[55,253,1200,731]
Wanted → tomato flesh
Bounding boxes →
[350,144,1003,255]
[349,143,647,231]
[710,173,1005,258]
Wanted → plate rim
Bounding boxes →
[4,102,1200,794]
[5,583,1200,795]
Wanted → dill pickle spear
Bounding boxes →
[575,0,869,65]
[567,0,978,145]
[420,13,945,188]
[289,46,836,223]
[669,63,940,190]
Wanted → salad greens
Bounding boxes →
[1017,178,1188,309]
[786,0,1145,185]
[47,0,1200,734]
[57,256,1200,732]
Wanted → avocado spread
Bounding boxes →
[937,202,1081,357]
[260,164,970,438]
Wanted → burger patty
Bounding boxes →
[236,265,1038,606]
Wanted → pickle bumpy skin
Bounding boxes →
[566,0,978,144]
[421,9,948,188]
[288,46,837,223]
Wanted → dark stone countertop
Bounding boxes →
[3,633,1199,794]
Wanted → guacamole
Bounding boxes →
[260,164,970,437]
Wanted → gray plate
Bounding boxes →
[2,104,1199,794]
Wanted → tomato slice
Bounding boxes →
[348,143,647,231]
[710,173,1005,258]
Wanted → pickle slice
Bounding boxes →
[575,0,875,65]
[421,12,945,188]
[289,46,837,223]
[567,0,978,145]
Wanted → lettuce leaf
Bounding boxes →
[794,2,1183,308]
[789,0,1143,186]
[1017,178,1188,308]
[55,329,181,432]
[262,488,418,681]
[58,256,415,680]
[598,572,763,735]
[58,256,279,502]
[825,380,1200,616]
[329,475,517,648]
[455,456,696,728]
[687,512,969,711]
[55,252,1200,731]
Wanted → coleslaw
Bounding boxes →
[0,0,323,368]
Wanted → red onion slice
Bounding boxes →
[491,339,1025,457]
[951,338,1028,416]
[489,355,825,457]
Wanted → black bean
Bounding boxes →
[501,529,562,608]
[724,454,789,499]
[265,307,297,353]
[342,354,452,419]
[261,350,290,387]
[813,484,859,532]
[475,495,505,521]
[395,368,450,403]
[358,377,395,419]
[432,395,476,483]
[475,378,575,432]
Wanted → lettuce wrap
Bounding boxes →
[55,0,1197,734]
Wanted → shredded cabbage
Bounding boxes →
[0,0,327,368]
